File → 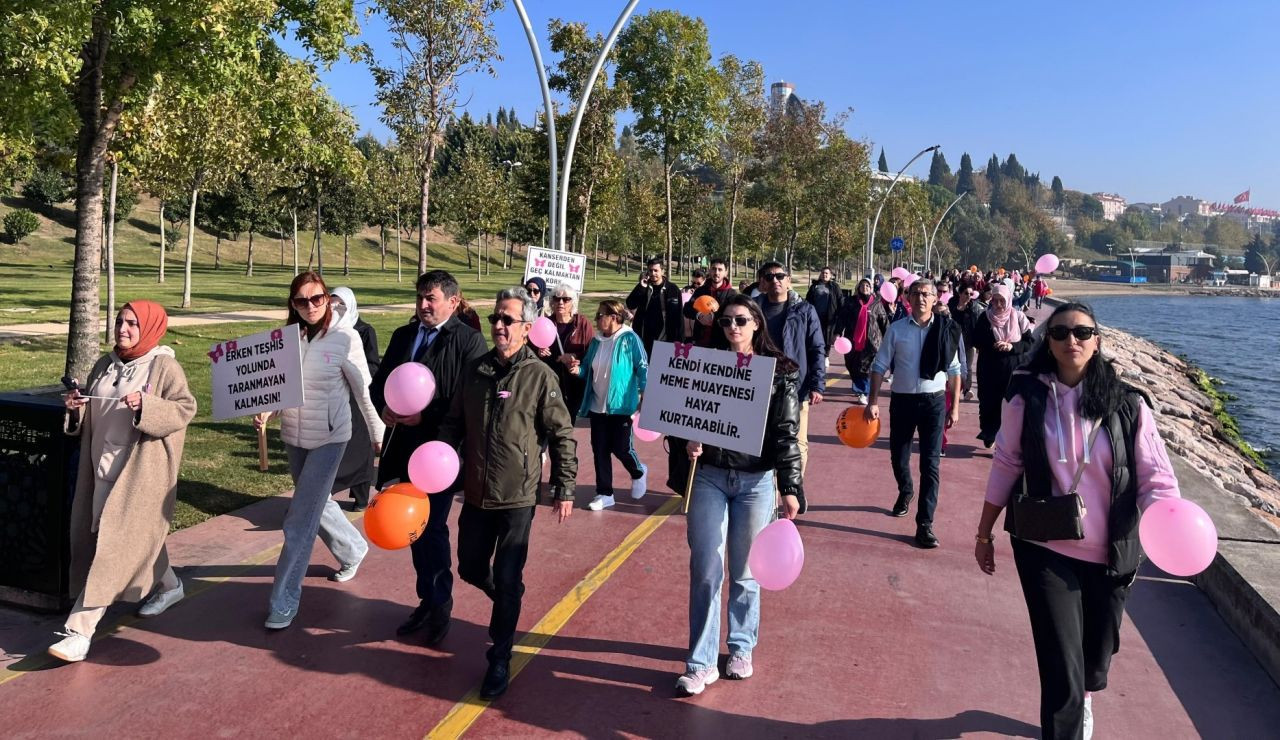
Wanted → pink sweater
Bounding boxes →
[984,373,1181,564]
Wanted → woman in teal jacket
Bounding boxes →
[574,298,649,511]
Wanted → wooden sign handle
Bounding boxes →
[257,422,269,472]
[682,456,698,514]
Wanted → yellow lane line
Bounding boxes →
[425,496,684,739]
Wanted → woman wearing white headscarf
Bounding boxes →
[972,283,1034,447]
[329,287,380,510]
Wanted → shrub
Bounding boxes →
[3,208,41,244]
[22,166,71,210]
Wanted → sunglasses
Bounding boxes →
[717,315,752,327]
[595,312,617,320]
[1047,325,1100,342]
[552,296,573,302]
[291,294,327,308]
[488,314,527,327]
[526,287,541,295]
[762,272,788,282]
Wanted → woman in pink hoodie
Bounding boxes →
[973,302,1180,740]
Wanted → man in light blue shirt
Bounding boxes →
[865,278,962,548]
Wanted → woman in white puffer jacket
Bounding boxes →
[255,271,386,630]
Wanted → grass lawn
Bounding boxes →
[0,195,654,531]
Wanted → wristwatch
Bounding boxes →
[975,533,995,545]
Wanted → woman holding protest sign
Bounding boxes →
[254,272,385,630]
[50,300,197,663]
[678,294,804,697]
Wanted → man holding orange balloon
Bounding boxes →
[865,278,962,549]
[682,258,737,346]
[437,286,578,700]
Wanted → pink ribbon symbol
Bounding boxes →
[534,258,546,267]
[568,264,580,274]
[226,340,238,353]
[736,352,753,369]
[208,344,224,364]
[270,328,283,341]
[673,342,692,359]
[497,390,512,399]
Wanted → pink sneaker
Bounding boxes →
[726,652,753,679]
[675,666,719,696]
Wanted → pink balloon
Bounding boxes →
[939,291,953,305]
[528,316,558,349]
[681,290,692,305]
[1139,498,1218,576]
[1035,253,1060,274]
[384,363,436,416]
[749,518,805,590]
[879,281,898,304]
[408,441,460,494]
[891,266,910,281]
[903,273,919,288]
[632,413,661,442]
[833,336,852,355]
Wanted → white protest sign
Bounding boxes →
[638,341,776,456]
[523,246,586,295]
[209,327,304,420]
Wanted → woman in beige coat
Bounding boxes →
[51,300,197,662]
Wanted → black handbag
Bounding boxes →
[1005,424,1100,542]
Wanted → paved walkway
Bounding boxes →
[2,355,1278,737]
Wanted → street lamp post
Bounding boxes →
[512,0,558,250]
[867,145,939,277]
[501,160,522,269]
[925,191,967,275]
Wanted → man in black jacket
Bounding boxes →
[626,257,684,358]
[369,270,488,646]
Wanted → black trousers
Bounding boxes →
[589,412,645,495]
[1012,538,1131,740]
[888,391,945,525]
[457,503,536,663]
[409,491,456,607]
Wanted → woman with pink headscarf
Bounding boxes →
[971,283,1034,448]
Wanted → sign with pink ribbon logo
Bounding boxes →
[209,326,304,419]
[523,246,586,295]
[637,341,776,456]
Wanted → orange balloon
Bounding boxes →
[365,486,430,550]
[1045,288,1053,295]
[692,295,720,314]
[835,406,880,448]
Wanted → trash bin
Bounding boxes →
[0,387,78,611]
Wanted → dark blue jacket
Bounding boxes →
[754,291,826,398]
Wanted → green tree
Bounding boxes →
[617,9,725,266]
[6,1,356,379]
[369,0,503,275]
[1051,175,1065,208]
[22,165,72,212]
[713,54,767,280]
[955,153,975,194]
[1078,194,1104,221]
[927,150,953,190]
[1204,216,1249,252]
[985,154,1000,182]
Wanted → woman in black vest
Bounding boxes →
[972,302,1183,740]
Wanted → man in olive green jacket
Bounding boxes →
[437,286,577,700]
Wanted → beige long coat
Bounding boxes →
[66,353,197,606]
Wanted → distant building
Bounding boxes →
[1162,195,1212,219]
[770,81,795,115]
[1093,192,1127,221]
[1128,245,1216,283]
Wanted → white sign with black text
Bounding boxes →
[638,341,776,456]
[209,327,304,420]
[523,246,586,295]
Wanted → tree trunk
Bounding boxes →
[104,160,118,345]
[157,202,166,283]
[66,16,136,380]
[418,140,436,274]
[466,233,473,270]
[182,183,201,308]
[476,232,482,282]
[343,233,350,275]
[291,208,298,275]
[246,227,255,276]
[379,224,387,271]
[504,229,512,270]
[315,193,323,274]
[395,208,402,283]
[787,202,799,273]
[663,152,674,266]
[824,223,831,266]
[214,234,221,269]
[594,233,599,281]
[728,178,740,283]
[279,229,285,266]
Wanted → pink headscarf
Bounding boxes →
[986,285,1029,343]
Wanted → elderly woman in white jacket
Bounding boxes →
[255,271,386,630]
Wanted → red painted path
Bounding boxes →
[2,354,1278,738]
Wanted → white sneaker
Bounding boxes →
[675,666,719,696]
[854,394,868,405]
[48,631,90,662]
[587,494,615,511]
[137,580,185,617]
[1083,694,1093,740]
[630,464,648,500]
[329,554,364,583]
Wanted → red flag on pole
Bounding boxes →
[1233,189,1250,204]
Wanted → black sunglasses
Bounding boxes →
[488,314,527,327]
[291,294,327,308]
[762,272,788,282]
[1047,325,1100,342]
[717,315,752,327]
[526,287,541,294]
[595,312,617,320]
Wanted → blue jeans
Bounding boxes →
[685,463,776,672]
[270,442,369,615]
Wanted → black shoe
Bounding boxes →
[396,602,431,636]
[480,659,510,699]
[890,495,912,518]
[915,525,939,549]
[423,599,453,647]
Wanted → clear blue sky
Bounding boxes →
[301,1,1279,207]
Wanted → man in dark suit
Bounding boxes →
[369,270,487,645]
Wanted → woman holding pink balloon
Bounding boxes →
[972,283,1035,448]
[834,277,890,405]
[677,294,804,697]
[974,302,1188,740]
[572,299,648,511]
[538,285,593,416]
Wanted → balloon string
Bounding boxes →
[382,423,396,458]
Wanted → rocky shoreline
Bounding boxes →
[1101,323,1280,529]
